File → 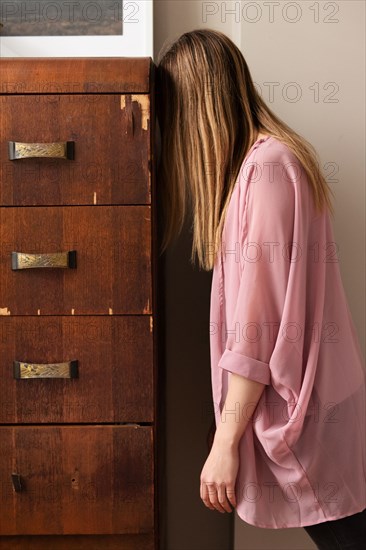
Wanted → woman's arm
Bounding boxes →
[215,372,266,446]
[200,373,266,513]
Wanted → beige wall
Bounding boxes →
[154,1,365,549]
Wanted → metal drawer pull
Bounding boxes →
[13,360,79,379]
[8,141,75,160]
[11,473,23,493]
[11,250,77,270]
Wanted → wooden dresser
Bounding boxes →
[0,58,158,549]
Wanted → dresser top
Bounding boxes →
[0,57,153,94]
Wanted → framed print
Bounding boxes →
[0,0,153,57]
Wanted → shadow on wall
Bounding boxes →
[157,215,234,550]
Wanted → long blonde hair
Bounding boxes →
[156,28,335,271]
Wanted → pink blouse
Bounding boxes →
[209,135,366,528]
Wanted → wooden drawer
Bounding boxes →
[0,316,153,423]
[0,58,151,95]
[0,95,150,205]
[0,426,154,535]
[0,206,152,315]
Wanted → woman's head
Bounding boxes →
[156,29,334,270]
[156,28,260,138]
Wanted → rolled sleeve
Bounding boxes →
[218,347,271,385]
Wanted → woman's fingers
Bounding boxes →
[200,481,215,511]
[217,482,234,513]
[206,482,226,513]
[200,481,236,513]
[226,485,237,508]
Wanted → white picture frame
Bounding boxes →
[0,0,153,57]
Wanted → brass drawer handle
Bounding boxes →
[13,360,79,379]
[11,250,77,270]
[8,141,75,160]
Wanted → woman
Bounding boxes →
[156,29,366,549]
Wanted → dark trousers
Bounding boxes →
[303,507,366,549]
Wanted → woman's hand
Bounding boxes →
[200,373,265,513]
[200,435,239,513]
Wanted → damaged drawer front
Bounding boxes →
[0,95,151,206]
[0,425,154,535]
[0,206,152,315]
[0,316,153,423]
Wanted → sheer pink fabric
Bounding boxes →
[209,136,366,528]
